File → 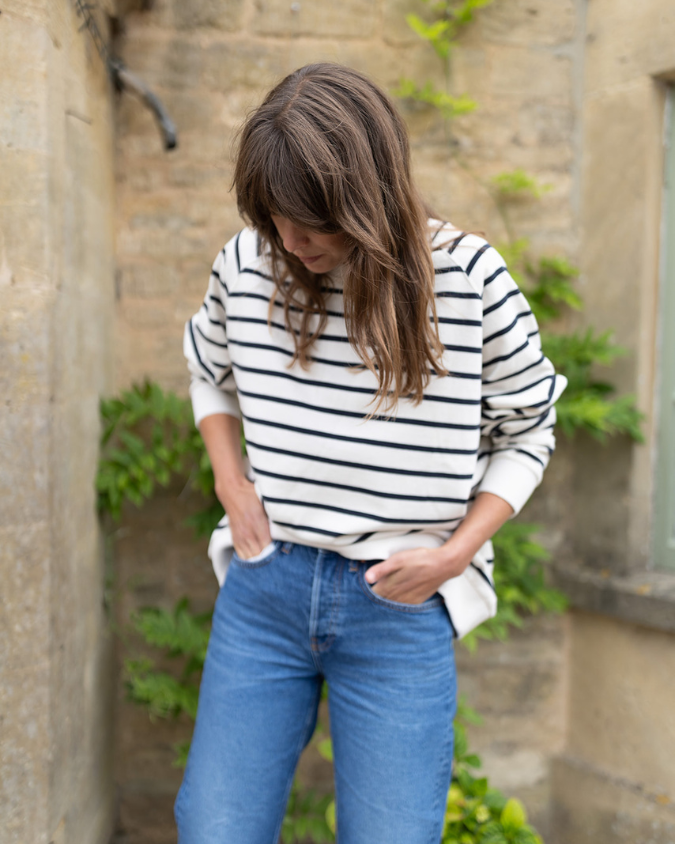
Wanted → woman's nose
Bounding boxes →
[282,224,310,253]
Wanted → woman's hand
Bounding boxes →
[197,414,272,560]
[364,545,471,604]
[217,476,272,560]
[365,491,515,604]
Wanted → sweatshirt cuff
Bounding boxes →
[476,452,541,517]
[189,379,241,426]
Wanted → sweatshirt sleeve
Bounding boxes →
[183,241,241,426]
[475,246,567,515]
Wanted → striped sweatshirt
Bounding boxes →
[183,221,567,637]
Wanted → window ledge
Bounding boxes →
[552,564,675,633]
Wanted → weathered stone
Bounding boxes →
[202,40,291,90]
[251,0,377,39]
[119,34,204,90]
[490,46,572,102]
[0,665,50,844]
[0,523,50,672]
[551,753,675,844]
[480,0,577,46]
[585,0,675,94]
[0,17,49,152]
[567,612,675,794]
[171,0,246,31]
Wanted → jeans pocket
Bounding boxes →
[357,565,444,613]
[231,540,282,569]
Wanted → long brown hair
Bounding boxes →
[233,63,449,416]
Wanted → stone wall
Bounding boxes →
[550,0,675,839]
[111,1,581,841]
[0,1,117,842]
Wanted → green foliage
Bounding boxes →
[281,781,335,844]
[490,169,552,202]
[461,522,568,652]
[405,0,495,58]
[394,78,477,119]
[492,244,645,444]
[97,380,223,530]
[124,599,210,723]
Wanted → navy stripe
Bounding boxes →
[435,265,465,275]
[237,388,481,429]
[443,344,482,354]
[228,337,363,368]
[245,437,475,478]
[437,291,482,300]
[211,266,228,295]
[482,354,544,385]
[262,495,466,526]
[228,314,350,343]
[235,231,241,273]
[437,317,482,327]
[483,265,507,287]
[232,361,480,405]
[195,323,228,349]
[513,448,545,468]
[466,243,490,275]
[484,310,532,344]
[483,338,529,368]
[241,266,273,282]
[483,287,520,316]
[251,465,467,503]
[188,319,215,380]
[201,303,225,328]
[447,233,466,254]
[215,366,233,387]
[482,374,554,402]
[469,562,496,593]
[242,413,480,454]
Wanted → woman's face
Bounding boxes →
[271,215,350,274]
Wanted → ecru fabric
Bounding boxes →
[183,221,567,637]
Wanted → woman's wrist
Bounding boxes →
[215,472,252,511]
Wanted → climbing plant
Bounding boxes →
[395,0,644,444]
[101,4,645,842]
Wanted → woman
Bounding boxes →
[177,63,566,844]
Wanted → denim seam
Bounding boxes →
[357,565,444,613]
[270,681,323,844]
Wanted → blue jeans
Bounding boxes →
[175,541,457,844]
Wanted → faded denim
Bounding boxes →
[175,541,457,844]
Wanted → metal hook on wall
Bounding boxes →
[110,59,177,151]
[74,0,178,152]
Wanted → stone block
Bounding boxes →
[490,46,572,102]
[203,40,291,91]
[585,0,675,94]
[120,34,204,91]
[580,80,657,383]
[480,0,577,46]
[551,754,675,844]
[0,523,50,673]
[567,613,675,796]
[0,665,50,844]
[171,0,245,32]
[119,263,180,299]
[0,289,53,409]
[0,402,51,527]
[251,0,377,39]
[0,16,49,152]
[0,204,50,289]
